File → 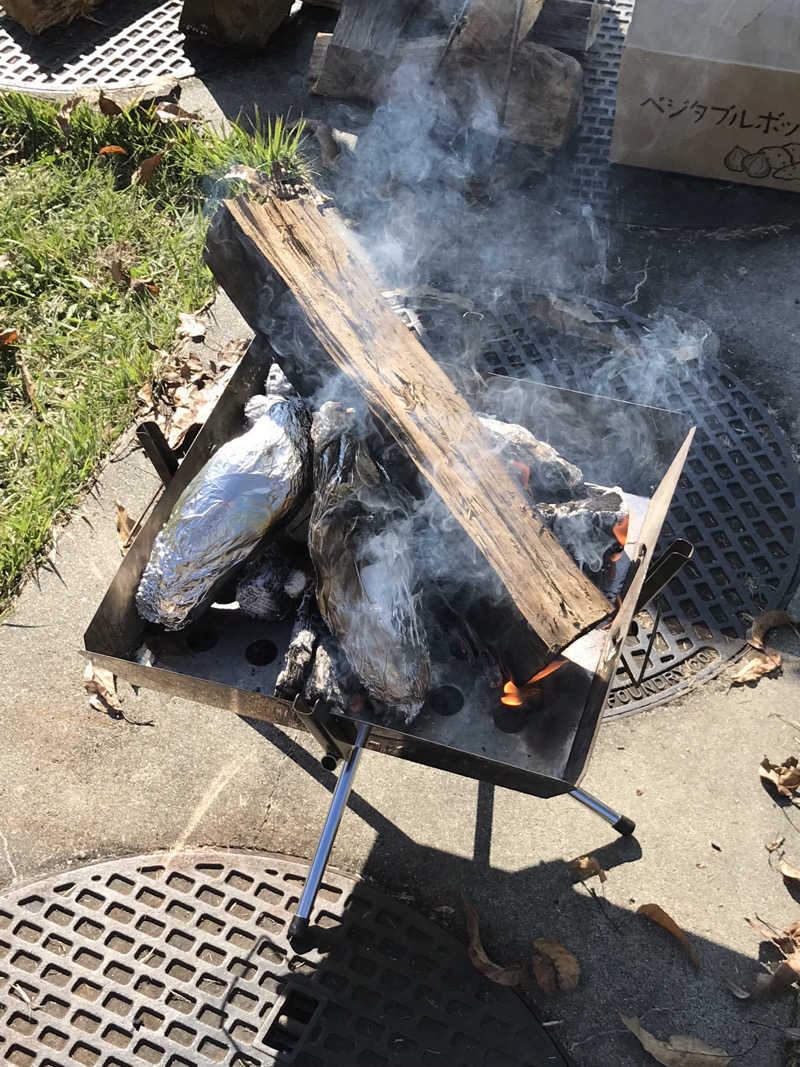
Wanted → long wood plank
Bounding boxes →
[205,195,611,656]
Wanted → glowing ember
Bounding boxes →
[510,459,531,492]
[612,512,629,548]
[500,659,566,706]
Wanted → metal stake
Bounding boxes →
[288,721,371,945]
[570,787,635,836]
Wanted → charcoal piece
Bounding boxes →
[236,540,309,621]
[275,589,318,701]
[305,631,360,710]
[478,414,585,501]
[537,484,627,573]
[309,402,430,723]
[136,369,311,630]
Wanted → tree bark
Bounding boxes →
[204,194,611,660]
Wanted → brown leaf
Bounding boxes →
[130,278,159,297]
[98,145,128,156]
[83,661,123,715]
[98,91,123,116]
[137,382,153,409]
[55,95,82,133]
[638,903,700,968]
[115,501,134,555]
[784,921,800,944]
[131,151,164,187]
[462,896,521,987]
[153,101,202,124]
[766,836,786,853]
[568,854,607,884]
[730,648,782,684]
[531,938,580,994]
[1,328,19,345]
[779,859,800,883]
[15,352,37,410]
[165,362,237,448]
[620,1015,730,1066]
[752,953,800,998]
[759,756,800,797]
[175,312,207,341]
[749,609,798,651]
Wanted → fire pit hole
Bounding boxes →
[493,706,529,734]
[245,639,278,667]
[426,686,464,717]
[185,624,218,653]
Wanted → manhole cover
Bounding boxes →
[0,850,570,1066]
[417,298,800,718]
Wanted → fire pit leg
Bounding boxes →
[569,788,635,836]
[288,721,372,946]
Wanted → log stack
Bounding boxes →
[308,0,584,151]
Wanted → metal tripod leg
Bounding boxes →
[569,787,635,836]
[288,721,371,946]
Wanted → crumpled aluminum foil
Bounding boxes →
[309,401,430,723]
[136,371,311,629]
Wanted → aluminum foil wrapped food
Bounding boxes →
[309,401,430,724]
[136,368,311,629]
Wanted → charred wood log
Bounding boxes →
[309,402,430,722]
[203,195,611,669]
[478,414,585,501]
[538,485,627,574]
[1,0,103,34]
[236,540,309,621]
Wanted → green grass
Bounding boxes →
[0,92,307,610]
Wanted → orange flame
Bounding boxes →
[500,659,566,706]
[612,512,629,549]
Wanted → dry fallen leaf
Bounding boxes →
[175,312,207,341]
[153,101,202,124]
[1,327,19,345]
[531,938,580,994]
[784,921,800,944]
[109,258,128,286]
[55,95,82,133]
[83,661,123,715]
[0,253,14,271]
[98,145,128,156]
[131,151,165,187]
[165,361,237,448]
[15,352,37,410]
[568,854,607,884]
[115,501,134,555]
[98,90,123,116]
[130,278,159,297]
[462,896,521,986]
[759,756,800,797]
[620,1015,730,1066]
[749,609,799,651]
[779,859,800,883]
[638,903,700,969]
[730,649,781,685]
[137,382,153,409]
[766,836,787,853]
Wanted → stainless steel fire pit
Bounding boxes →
[84,338,694,943]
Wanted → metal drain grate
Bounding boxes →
[0,1,195,92]
[0,851,570,1067]
[418,299,800,717]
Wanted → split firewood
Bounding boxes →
[453,0,544,58]
[204,194,612,673]
[179,0,292,48]
[531,0,607,52]
[310,33,582,150]
[309,402,430,721]
[309,0,421,100]
[2,0,103,33]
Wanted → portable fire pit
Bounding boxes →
[85,333,694,944]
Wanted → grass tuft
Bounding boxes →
[0,91,307,610]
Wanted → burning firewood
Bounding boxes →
[309,401,430,722]
[538,486,628,573]
[478,414,585,501]
[235,540,309,622]
[203,193,612,679]
[136,368,311,630]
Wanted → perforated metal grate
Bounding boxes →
[418,299,800,717]
[0,851,570,1066]
[0,1,194,92]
